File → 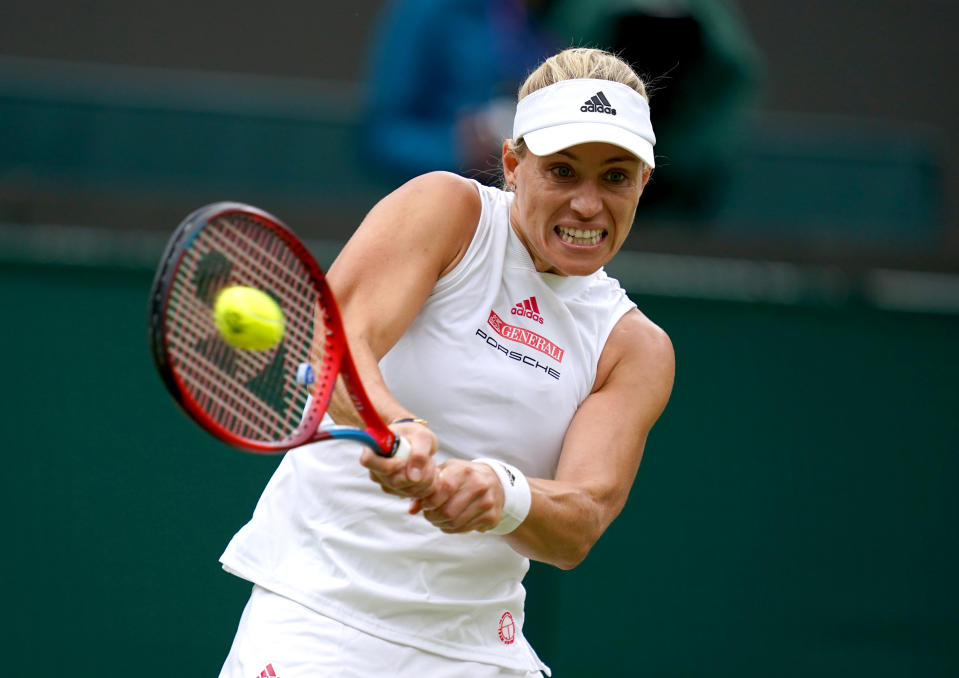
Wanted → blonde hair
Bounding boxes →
[505,48,651,182]
[518,47,648,102]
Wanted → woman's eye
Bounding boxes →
[551,166,573,178]
[607,170,626,183]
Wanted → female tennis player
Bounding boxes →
[218,47,674,677]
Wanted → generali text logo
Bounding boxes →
[488,310,564,362]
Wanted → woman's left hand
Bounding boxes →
[409,459,505,533]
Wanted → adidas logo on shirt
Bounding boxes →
[510,296,544,325]
[580,91,617,115]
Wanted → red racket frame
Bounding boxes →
[148,202,399,456]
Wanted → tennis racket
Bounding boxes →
[147,201,409,459]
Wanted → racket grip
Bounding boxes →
[391,436,411,461]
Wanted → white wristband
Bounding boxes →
[473,458,531,535]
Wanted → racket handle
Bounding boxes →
[391,436,411,461]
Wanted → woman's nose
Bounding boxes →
[569,182,603,218]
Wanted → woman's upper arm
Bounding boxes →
[558,310,675,518]
[327,171,480,358]
[502,311,674,568]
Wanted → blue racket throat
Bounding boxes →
[323,426,380,449]
[317,426,410,460]
[298,366,409,459]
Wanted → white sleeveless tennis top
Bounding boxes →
[219,181,637,674]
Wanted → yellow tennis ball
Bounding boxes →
[213,285,285,350]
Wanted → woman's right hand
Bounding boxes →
[359,420,439,499]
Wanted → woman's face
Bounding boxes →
[503,141,651,277]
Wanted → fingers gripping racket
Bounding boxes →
[148,201,409,459]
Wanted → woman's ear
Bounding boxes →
[502,140,520,187]
[639,165,653,191]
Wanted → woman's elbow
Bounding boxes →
[547,524,605,570]
[551,549,590,571]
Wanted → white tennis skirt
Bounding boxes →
[218,585,546,678]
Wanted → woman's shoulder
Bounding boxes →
[399,171,482,207]
[616,310,673,357]
[593,308,675,396]
[373,172,482,234]
[385,172,484,276]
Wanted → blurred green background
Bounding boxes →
[2,255,957,676]
[2,0,958,675]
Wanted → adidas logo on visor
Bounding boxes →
[581,91,616,115]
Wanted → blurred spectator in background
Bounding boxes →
[362,0,761,218]
[361,0,560,185]
[544,0,764,216]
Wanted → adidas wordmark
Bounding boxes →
[581,91,617,115]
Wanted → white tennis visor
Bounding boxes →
[512,78,656,168]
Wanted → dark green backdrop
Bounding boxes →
[3,260,957,676]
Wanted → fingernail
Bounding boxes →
[408,467,422,482]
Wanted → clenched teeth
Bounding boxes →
[556,226,606,245]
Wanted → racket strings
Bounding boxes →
[165,214,330,443]
[169,274,293,440]
[203,217,318,351]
